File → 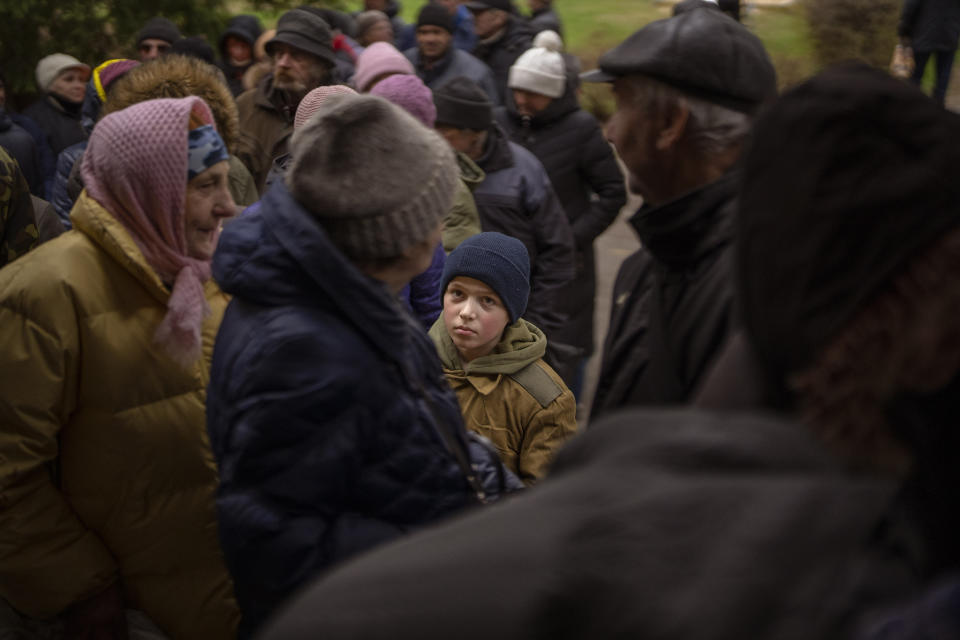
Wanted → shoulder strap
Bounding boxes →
[508,361,563,409]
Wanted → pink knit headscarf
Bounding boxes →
[81,96,216,367]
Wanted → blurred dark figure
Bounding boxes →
[0,107,43,197]
[172,36,217,65]
[527,0,564,38]
[256,63,956,640]
[356,0,409,46]
[496,30,626,393]
[674,0,741,20]
[467,0,535,103]
[0,68,57,198]
[135,16,182,61]
[898,0,960,105]
[587,8,775,418]
[355,10,394,47]
[0,146,39,267]
[433,76,576,351]
[218,15,264,97]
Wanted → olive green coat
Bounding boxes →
[430,318,577,484]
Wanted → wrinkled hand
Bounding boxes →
[63,582,128,640]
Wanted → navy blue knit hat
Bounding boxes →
[442,232,530,323]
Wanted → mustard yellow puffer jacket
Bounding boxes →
[0,192,239,638]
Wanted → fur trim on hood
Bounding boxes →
[102,53,239,152]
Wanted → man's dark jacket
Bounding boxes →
[899,0,960,52]
[260,409,918,640]
[404,46,499,102]
[495,74,625,363]
[0,109,43,197]
[529,6,563,38]
[591,172,737,418]
[471,123,575,342]
[22,95,85,157]
[206,183,489,637]
[473,16,533,104]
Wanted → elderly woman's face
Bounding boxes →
[49,68,88,104]
[184,161,235,260]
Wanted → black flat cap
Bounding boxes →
[265,9,336,67]
[582,8,776,113]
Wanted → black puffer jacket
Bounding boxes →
[22,94,85,157]
[473,16,534,104]
[0,108,43,196]
[591,172,737,419]
[899,0,960,52]
[260,408,918,640]
[471,124,575,342]
[495,77,625,359]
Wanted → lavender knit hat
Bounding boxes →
[294,84,358,130]
[369,74,436,126]
[287,93,458,261]
[353,42,414,92]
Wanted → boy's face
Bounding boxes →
[443,276,510,363]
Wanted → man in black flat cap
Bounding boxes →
[235,8,339,192]
[587,7,776,419]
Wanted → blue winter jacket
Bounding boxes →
[207,183,486,637]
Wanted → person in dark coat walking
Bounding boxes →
[207,93,515,638]
[586,8,776,418]
[496,31,625,393]
[23,54,90,158]
[218,15,264,97]
[898,0,960,105]
[404,3,499,101]
[466,0,534,103]
[433,76,575,348]
[254,64,960,640]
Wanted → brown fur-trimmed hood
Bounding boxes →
[102,54,239,152]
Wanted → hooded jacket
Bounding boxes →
[443,152,483,251]
[259,408,917,640]
[0,192,238,639]
[0,108,44,196]
[591,172,737,419]
[495,69,625,357]
[430,317,577,484]
[235,73,301,193]
[471,124,575,342]
[206,182,485,637]
[218,15,264,97]
[473,15,534,104]
[898,0,960,52]
[404,45,500,103]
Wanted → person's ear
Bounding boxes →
[656,100,689,151]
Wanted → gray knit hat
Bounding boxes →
[287,93,459,261]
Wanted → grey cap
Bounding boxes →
[265,9,336,67]
[581,8,776,113]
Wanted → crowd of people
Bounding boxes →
[0,0,958,638]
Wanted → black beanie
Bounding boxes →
[433,76,492,130]
[418,4,455,33]
[136,17,182,46]
[442,232,530,323]
[171,37,216,65]
[738,63,960,384]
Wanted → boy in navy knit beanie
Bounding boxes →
[429,232,577,485]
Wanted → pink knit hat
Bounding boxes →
[369,74,436,127]
[294,84,357,131]
[353,42,414,92]
[81,96,217,366]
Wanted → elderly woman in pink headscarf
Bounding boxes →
[0,96,239,639]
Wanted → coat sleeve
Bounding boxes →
[570,121,627,248]
[516,387,578,484]
[442,180,482,251]
[898,0,923,38]
[522,164,576,336]
[0,287,118,617]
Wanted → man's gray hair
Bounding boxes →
[625,75,752,157]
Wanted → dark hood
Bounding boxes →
[737,64,960,386]
[213,181,408,359]
[219,14,264,54]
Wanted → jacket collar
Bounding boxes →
[476,123,515,174]
[259,183,410,359]
[255,73,300,124]
[629,171,738,269]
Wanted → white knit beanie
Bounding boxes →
[35,54,90,92]
[508,30,566,99]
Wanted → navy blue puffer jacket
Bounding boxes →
[207,183,482,637]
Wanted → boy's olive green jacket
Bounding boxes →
[430,317,578,484]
